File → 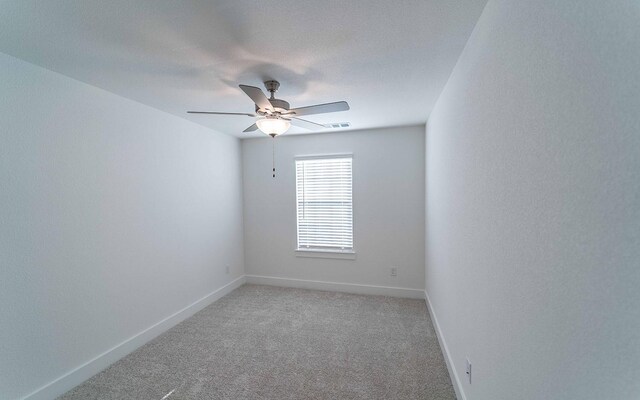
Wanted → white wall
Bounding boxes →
[425,1,640,399]
[243,126,425,292]
[0,52,245,399]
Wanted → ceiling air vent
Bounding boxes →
[325,122,351,129]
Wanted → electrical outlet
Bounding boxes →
[225,265,230,274]
[390,267,398,277]
[465,358,472,384]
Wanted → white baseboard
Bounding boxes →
[424,290,466,400]
[22,275,246,400]
[245,274,425,299]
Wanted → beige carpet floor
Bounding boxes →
[58,284,455,399]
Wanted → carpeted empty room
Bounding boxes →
[3,1,639,400]
[58,285,454,400]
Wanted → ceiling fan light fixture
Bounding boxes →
[186,80,350,137]
[256,117,290,137]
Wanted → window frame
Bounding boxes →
[294,154,356,259]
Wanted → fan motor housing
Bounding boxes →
[256,98,290,114]
[270,98,290,112]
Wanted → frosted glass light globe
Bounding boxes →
[256,117,291,136]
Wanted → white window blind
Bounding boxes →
[296,156,353,252]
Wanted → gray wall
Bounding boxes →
[0,52,245,399]
[243,126,425,290]
[425,1,640,399]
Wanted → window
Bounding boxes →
[296,156,353,253]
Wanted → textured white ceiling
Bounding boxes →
[0,0,486,138]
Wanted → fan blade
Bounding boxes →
[284,101,349,117]
[243,123,259,132]
[239,85,273,111]
[187,111,256,116]
[288,117,324,131]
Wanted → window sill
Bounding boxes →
[295,249,357,260]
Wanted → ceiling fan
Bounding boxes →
[187,80,350,137]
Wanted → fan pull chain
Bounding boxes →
[272,137,276,178]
